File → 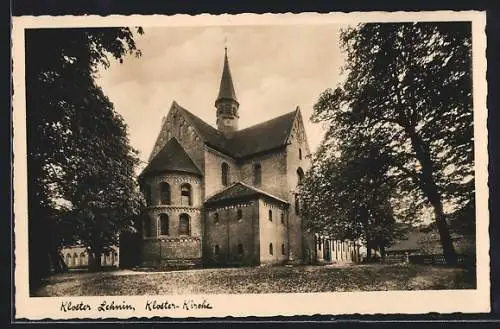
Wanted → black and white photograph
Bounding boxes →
[12,12,489,319]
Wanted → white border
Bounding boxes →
[12,11,489,319]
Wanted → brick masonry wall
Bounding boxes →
[204,147,240,198]
[258,199,289,264]
[141,172,203,265]
[143,174,202,208]
[204,200,259,266]
[238,151,288,200]
[149,104,205,174]
[285,112,312,262]
[142,238,202,265]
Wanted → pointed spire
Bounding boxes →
[216,47,238,105]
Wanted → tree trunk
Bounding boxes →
[405,126,457,265]
[366,241,372,261]
[433,203,457,265]
[88,250,102,272]
[380,245,386,261]
[51,249,67,273]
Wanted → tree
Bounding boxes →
[25,27,144,292]
[60,83,144,271]
[311,22,473,265]
[299,134,407,260]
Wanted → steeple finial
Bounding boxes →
[215,45,238,105]
[215,45,239,137]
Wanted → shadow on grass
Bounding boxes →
[35,263,477,296]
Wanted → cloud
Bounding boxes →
[96,24,343,163]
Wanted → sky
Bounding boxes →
[95,24,345,167]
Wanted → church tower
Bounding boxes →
[215,47,239,138]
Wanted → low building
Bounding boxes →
[61,245,120,269]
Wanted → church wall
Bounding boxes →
[204,200,260,266]
[141,172,203,267]
[204,147,239,198]
[285,124,311,262]
[238,150,288,200]
[258,199,289,264]
[142,207,202,267]
[301,231,316,264]
[143,174,202,208]
[171,110,205,174]
[149,106,205,176]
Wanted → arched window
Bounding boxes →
[214,213,219,224]
[80,252,86,266]
[254,163,262,185]
[297,167,304,185]
[299,148,302,160]
[281,212,285,224]
[160,182,171,205]
[238,243,244,255]
[144,216,152,237]
[180,183,192,206]
[318,239,322,250]
[143,184,152,206]
[268,209,273,222]
[214,245,220,255]
[281,243,286,255]
[159,214,169,235]
[269,243,273,255]
[221,162,230,186]
[73,253,78,266]
[179,214,190,235]
[65,253,71,266]
[237,209,243,220]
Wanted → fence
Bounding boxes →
[408,254,473,267]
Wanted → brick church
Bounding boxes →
[137,48,358,268]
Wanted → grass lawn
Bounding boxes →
[34,263,476,296]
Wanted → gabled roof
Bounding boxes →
[173,101,299,159]
[140,137,201,177]
[205,182,289,206]
[215,48,238,105]
[174,102,229,152]
[227,110,298,158]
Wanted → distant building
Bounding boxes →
[137,48,359,268]
[60,245,119,269]
[385,231,424,257]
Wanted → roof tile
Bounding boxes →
[141,137,201,177]
[174,102,297,159]
[205,182,288,206]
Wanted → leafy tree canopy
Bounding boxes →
[26,27,145,288]
[301,22,473,264]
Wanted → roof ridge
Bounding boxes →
[174,102,213,131]
[284,106,301,145]
[173,102,226,142]
[140,136,202,177]
[205,181,289,205]
[235,109,297,134]
[238,182,289,204]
